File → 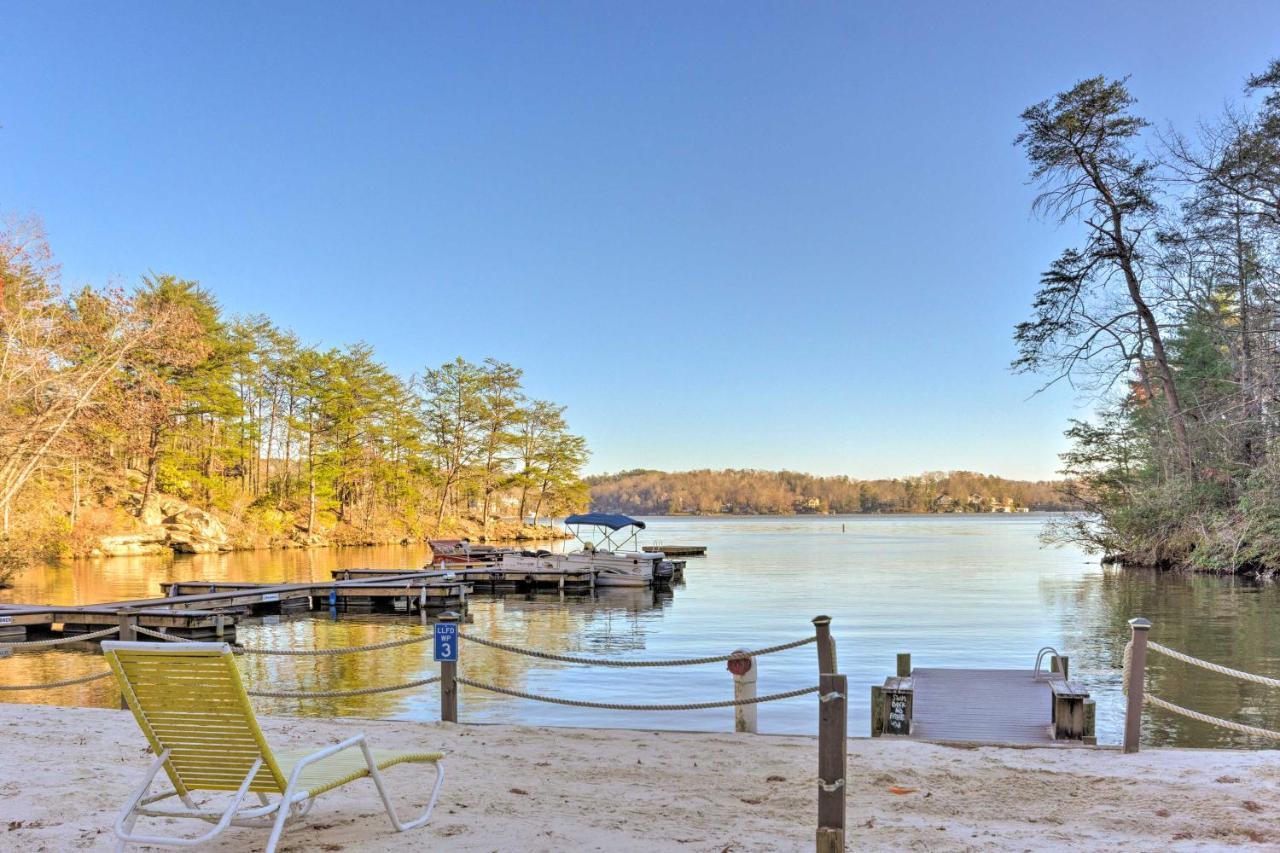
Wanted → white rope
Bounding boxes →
[457,631,817,667]
[0,669,115,690]
[246,675,442,699]
[1147,641,1280,689]
[456,676,819,710]
[133,624,431,656]
[0,625,120,648]
[1144,693,1280,740]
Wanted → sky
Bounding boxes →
[4,2,1279,480]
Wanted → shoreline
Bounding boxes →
[2,703,1277,850]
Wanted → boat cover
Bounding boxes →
[563,513,646,530]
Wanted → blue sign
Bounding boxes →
[434,623,458,662]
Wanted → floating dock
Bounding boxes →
[331,566,597,592]
[643,545,706,557]
[0,573,471,643]
[871,651,1094,745]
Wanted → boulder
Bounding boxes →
[96,533,170,557]
[162,506,231,553]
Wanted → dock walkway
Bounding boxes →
[873,653,1095,745]
[911,668,1055,744]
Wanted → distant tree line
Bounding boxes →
[587,469,1074,515]
[1015,60,1280,572]
[0,217,588,568]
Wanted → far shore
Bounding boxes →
[1,704,1275,851]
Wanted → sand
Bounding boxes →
[0,704,1277,852]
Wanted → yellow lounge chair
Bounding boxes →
[102,640,445,852]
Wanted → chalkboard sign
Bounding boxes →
[885,691,910,736]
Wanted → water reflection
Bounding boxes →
[4,517,1280,746]
[1052,566,1280,748]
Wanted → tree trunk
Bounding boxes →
[139,426,161,519]
[307,425,316,533]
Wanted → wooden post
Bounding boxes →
[870,685,883,737]
[117,610,137,710]
[1123,617,1151,754]
[816,673,847,852]
[117,610,137,643]
[896,652,911,678]
[728,649,757,733]
[439,611,459,724]
[812,615,836,675]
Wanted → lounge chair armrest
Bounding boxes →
[281,734,368,796]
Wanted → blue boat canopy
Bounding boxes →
[563,513,646,531]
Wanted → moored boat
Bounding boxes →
[562,513,668,587]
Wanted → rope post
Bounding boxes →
[117,610,137,710]
[816,673,847,853]
[1123,617,1151,754]
[439,611,459,723]
[813,615,836,675]
[727,649,757,733]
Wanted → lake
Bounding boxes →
[3,514,1279,748]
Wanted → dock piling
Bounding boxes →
[816,672,847,852]
[116,610,137,709]
[440,611,459,723]
[1123,617,1151,754]
[812,615,836,675]
[896,652,911,678]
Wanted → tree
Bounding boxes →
[1014,76,1194,470]
[421,357,486,526]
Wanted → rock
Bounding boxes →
[162,506,231,553]
[96,533,170,557]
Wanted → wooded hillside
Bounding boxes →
[0,218,588,573]
[587,469,1073,515]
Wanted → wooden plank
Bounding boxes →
[909,668,1053,745]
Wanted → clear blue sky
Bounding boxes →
[4,2,1278,480]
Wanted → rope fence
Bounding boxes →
[0,625,120,649]
[132,624,433,655]
[456,676,818,711]
[1123,619,1280,750]
[0,669,115,690]
[247,675,442,699]
[456,631,815,667]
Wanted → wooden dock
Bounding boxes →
[643,545,707,557]
[0,573,471,643]
[332,566,596,592]
[872,653,1094,745]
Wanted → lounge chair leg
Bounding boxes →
[359,741,446,832]
[114,757,261,850]
[113,749,168,851]
[264,785,301,853]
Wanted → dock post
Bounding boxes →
[816,672,847,853]
[440,611,459,723]
[117,610,137,710]
[1123,617,1151,754]
[727,649,757,733]
[117,609,137,643]
[812,615,836,675]
[896,652,911,678]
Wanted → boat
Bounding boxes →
[562,513,671,587]
[425,539,514,567]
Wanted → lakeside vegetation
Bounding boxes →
[587,469,1074,515]
[0,219,588,577]
[1016,60,1280,573]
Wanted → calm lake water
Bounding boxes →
[3,514,1279,748]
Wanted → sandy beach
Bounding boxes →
[0,705,1277,851]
